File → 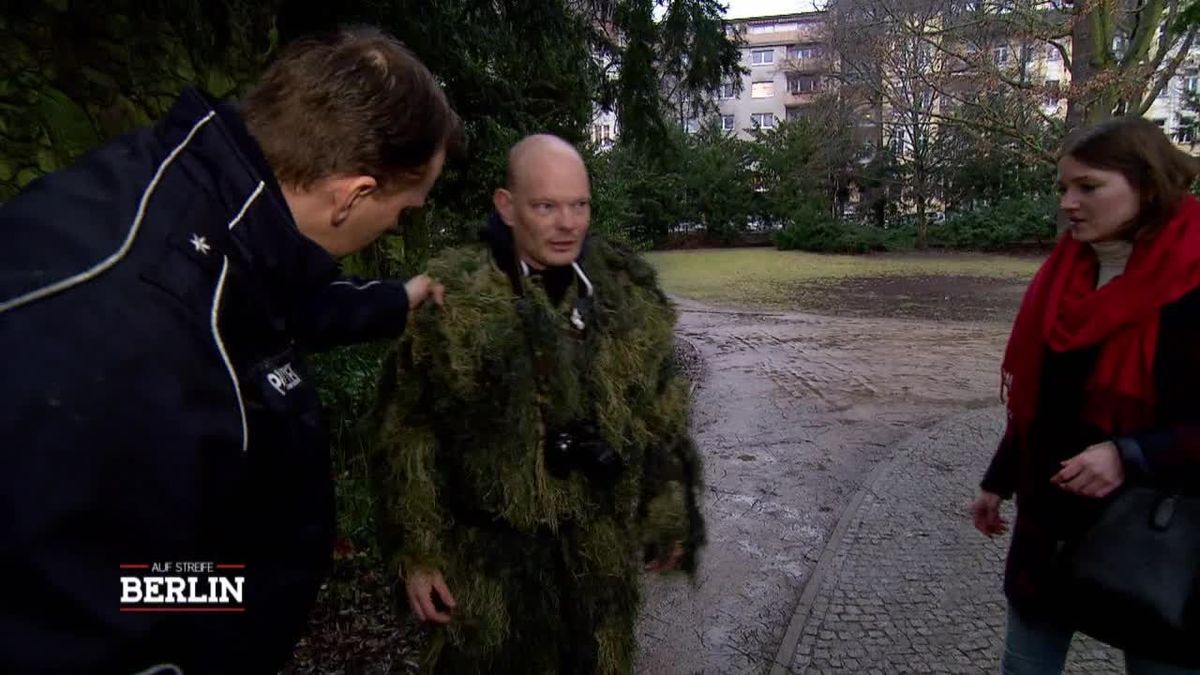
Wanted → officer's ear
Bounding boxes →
[494,188,516,229]
[331,176,379,227]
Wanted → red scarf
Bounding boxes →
[1002,195,1200,436]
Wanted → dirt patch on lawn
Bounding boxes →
[793,274,1028,322]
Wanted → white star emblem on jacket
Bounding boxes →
[189,234,211,255]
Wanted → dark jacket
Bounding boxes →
[0,88,413,674]
[981,282,1200,622]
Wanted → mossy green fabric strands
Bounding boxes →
[368,238,704,673]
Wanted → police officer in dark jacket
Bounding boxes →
[0,28,457,674]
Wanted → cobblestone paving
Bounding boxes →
[785,407,1123,674]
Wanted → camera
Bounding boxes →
[544,420,624,484]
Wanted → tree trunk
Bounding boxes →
[915,182,928,249]
[1067,2,1123,128]
[1066,6,1098,129]
[873,95,886,229]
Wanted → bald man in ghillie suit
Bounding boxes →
[367,135,704,674]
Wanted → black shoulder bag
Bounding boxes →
[1058,485,1200,664]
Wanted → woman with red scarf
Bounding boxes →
[971,117,1200,674]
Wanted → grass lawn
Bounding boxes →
[644,247,1043,310]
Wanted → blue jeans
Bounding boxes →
[1002,607,1200,675]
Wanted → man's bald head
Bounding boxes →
[494,134,592,269]
[505,134,588,192]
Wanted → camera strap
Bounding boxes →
[507,255,606,486]
[510,258,595,333]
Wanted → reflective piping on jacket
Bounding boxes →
[211,181,265,454]
[330,279,382,290]
[0,111,217,315]
[131,664,183,675]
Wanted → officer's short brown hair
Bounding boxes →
[241,26,460,191]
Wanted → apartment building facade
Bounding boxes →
[712,12,832,139]
[710,10,1200,148]
[590,9,1200,149]
[1147,59,1200,143]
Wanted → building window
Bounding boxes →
[751,112,776,128]
[721,114,736,131]
[1184,75,1199,94]
[751,81,776,98]
[719,82,737,99]
[788,76,820,93]
[751,49,775,66]
[1178,118,1196,143]
[786,108,807,122]
[1043,80,1061,107]
[788,45,822,60]
[1047,44,1062,62]
[993,45,1010,65]
[685,119,700,134]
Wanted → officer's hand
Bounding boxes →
[405,567,456,624]
[405,274,445,311]
[644,542,685,573]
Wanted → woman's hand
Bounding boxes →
[970,491,1008,538]
[1051,441,1124,498]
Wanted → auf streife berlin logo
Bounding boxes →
[119,562,246,613]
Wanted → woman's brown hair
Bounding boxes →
[1061,117,1200,236]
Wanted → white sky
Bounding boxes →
[723,0,822,19]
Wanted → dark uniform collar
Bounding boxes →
[162,88,340,302]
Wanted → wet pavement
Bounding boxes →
[636,300,1017,673]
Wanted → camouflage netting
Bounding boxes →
[0,0,277,201]
[367,238,705,674]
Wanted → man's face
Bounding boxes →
[338,148,446,255]
[499,152,591,269]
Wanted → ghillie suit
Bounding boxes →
[368,220,704,674]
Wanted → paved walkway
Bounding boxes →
[774,407,1123,674]
[636,304,1015,673]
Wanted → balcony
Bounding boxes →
[783,56,832,74]
[785,74,824,104]
[786,90,822,105]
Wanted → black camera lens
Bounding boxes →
[543,421,625,484]
[544,429,575,479]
